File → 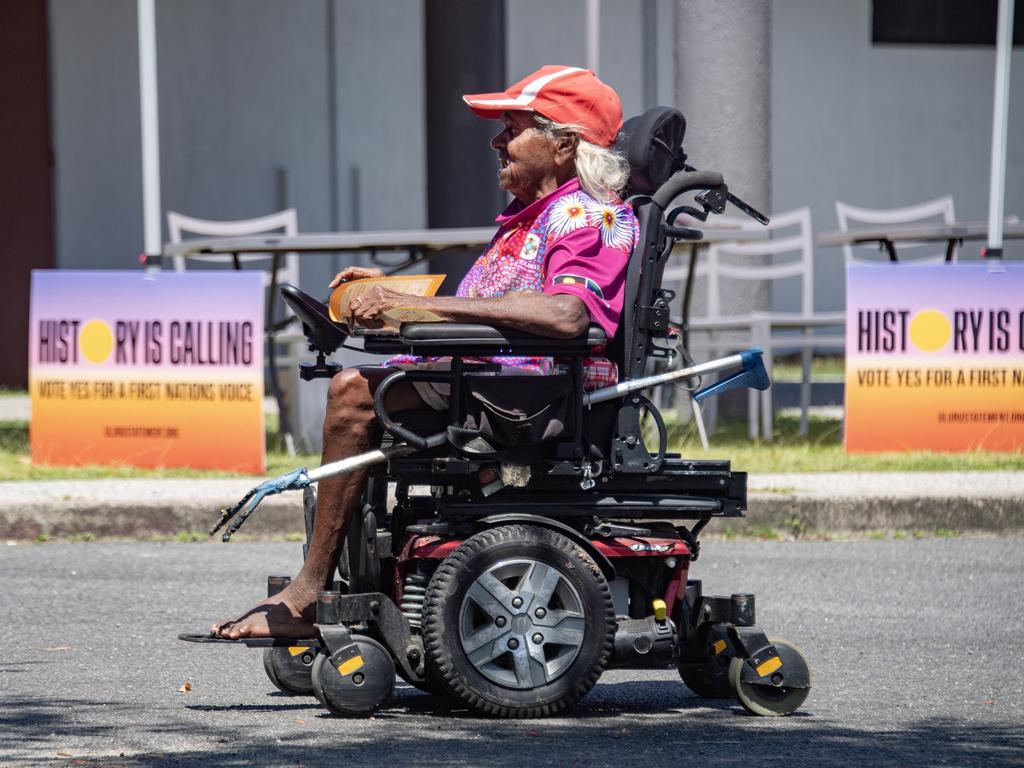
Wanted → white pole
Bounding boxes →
[986,0,1015,259]
[586,0,600,73]
[585,351,751,405]
[137,0,162,258]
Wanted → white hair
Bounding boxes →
[533,114,630,203]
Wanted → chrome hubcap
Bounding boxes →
[458,558,585,690]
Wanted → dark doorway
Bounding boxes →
[424,0,506,291]
[0,2,55,388]
[873,0,1024,46]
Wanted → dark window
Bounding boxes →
[873,0,1023,46]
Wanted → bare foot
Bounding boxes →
[211,582,319,639]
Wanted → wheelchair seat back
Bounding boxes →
[609,106,689,381]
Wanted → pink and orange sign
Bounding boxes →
[845,263,1024,452]
[29,271,265,472]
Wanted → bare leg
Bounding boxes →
[212,366,425,639]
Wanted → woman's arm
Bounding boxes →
[349,287,590,338]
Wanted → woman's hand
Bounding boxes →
[329,266,384,288]
[349,286,424,328]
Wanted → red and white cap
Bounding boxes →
[463,65,623,148]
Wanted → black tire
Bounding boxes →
[678,623,736,698]
[311,635,395,717]
[422,525,615,718]
[262,646,316,696]
[728,637,811,716]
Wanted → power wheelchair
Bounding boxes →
[180,107,812,719]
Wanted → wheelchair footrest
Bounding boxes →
[177,632,319,648]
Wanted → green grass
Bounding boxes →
[662,411,1024,473]
[747,525,781,540]
[2,403,1021,481]
[0,419,318,481]
[771,354,845,382]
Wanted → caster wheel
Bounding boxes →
[423,525,615,718]
[679,623,736,698]
[729,637,811,716]
[262,645,317,696]
[311,635,395,717]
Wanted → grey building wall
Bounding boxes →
[48,0,425,297]
[505,0,676,122]
[157,1,331,240]
[333,1,426,235]
[771,0,1024,313]
[294,0,427,452]
[49,0,144,272]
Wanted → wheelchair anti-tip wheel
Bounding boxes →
[678,623,737,698]
[262,646,317,696]
[422,524,615,718]
[311,635,395,717]
[728,637,811,716]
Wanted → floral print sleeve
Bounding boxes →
[542,195,638,339]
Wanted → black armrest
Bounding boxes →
[401,323,607,347]
[362,323,607,357]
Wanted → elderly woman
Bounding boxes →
[213,65,639,639]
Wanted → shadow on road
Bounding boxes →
[2,688,1020,768]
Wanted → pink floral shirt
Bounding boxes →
[393,178,638,390]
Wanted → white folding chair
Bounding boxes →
[681,208,844,440]
[835,195,957,264]
[166,209,302,455]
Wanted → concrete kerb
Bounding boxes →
[746,471,1024,535]
[1,472,1022,540]
[747,494,1023,535]
[0,479,304,540]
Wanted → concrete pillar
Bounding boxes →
[675,0,771,426]
[674,0,772,314]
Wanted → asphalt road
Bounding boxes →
[2,539,1022,767]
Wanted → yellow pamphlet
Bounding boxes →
[328,274,447,327]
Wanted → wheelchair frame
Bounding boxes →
[181,107,811,719]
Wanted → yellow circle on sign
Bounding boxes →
[909,309,951,352]
[80,319,114,363]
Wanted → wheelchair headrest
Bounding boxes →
[615,107,687,198]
